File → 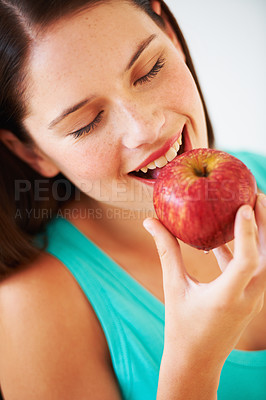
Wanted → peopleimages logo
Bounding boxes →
[14,178,153,203]
[14,179,80,202]
[162,179,255,203]
[14,178,254,204]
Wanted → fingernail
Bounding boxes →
[259,194,266,208]
[242,205,252,220]
[143,218,155,236]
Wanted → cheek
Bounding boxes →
[161,58,202,114]
[54,140,120,181]
[55,143,124,202]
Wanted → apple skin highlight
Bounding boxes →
[153,148,257,251]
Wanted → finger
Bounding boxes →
[143,218,187,290]
[245,259,266,299]
[245,193,266,297]
[254,194,266,256]
[245,194,266,295]
[219,205,259,292]
[233,205,259,277]
[212,244,233,272]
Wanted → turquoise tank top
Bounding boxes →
[41,150,266,400]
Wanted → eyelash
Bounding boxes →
[70,56,166,140]
[134,56,166,86]
[70,110,104,140]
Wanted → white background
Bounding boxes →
[165,0,266,155]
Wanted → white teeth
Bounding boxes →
[140,166,148,173]
[155,155,168,168]
[173,141,180,152]
[135,134,183,174]
[165,147,177,162]
[146,161,156,169]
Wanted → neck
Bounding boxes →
[65,192,157,251]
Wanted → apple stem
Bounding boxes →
[194,164,209,178]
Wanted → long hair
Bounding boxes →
[0,0,215,279]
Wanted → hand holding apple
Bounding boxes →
[153,148,257,250]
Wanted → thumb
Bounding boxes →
[143,217,187,289]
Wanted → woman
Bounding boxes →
[0,0,265,399]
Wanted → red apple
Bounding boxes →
[153,148,257,251]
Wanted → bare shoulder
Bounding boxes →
[0,252,122,400]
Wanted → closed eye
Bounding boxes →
[134,56,166,86]
[68,110,104,140]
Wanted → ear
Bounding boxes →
[0,130,60,177]
[150,0,186,62]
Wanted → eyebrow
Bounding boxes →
[48,33,157,130]
[48,97,95,129]
[126,33,157,71]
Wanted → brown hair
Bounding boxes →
[0,0,215,279]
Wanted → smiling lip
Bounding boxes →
[131,127,183,172]
[129,125,192,186]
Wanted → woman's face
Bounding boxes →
[23,0,208,213]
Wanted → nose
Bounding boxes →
[114,99,165,149]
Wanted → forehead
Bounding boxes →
[25,1,162,124]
